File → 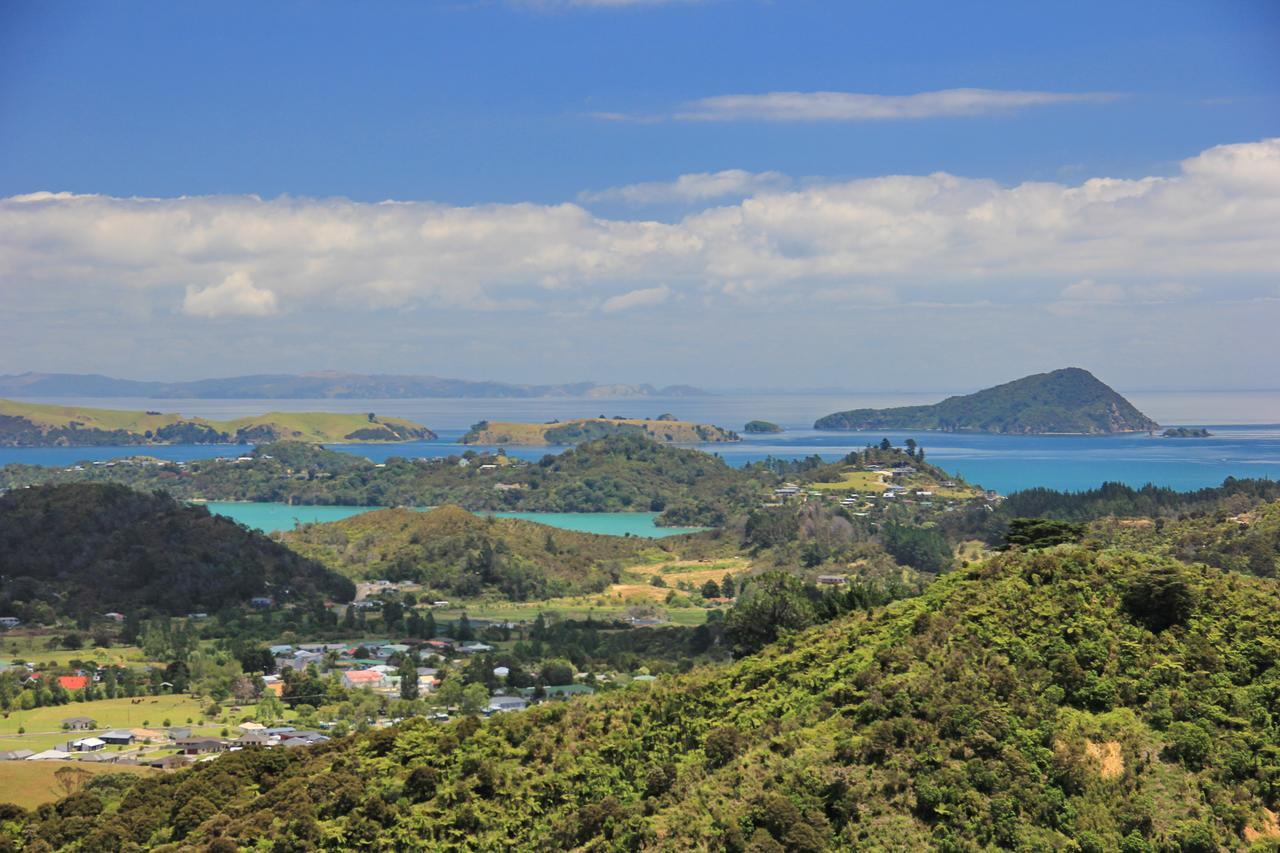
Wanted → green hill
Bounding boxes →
[279,505,653,600]
[0,435,775,527]
[0,483,354,618]
[744,420,783,434]
[0,398,435,446]
[10,543,1280,849]
[815,368,1159,434]
[461,417,740,445]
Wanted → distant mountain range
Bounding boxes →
[815,368,1159,434]
[0,372,711,400]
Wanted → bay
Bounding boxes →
[2,391,1277,494]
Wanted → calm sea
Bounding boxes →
[3,391,1278,495]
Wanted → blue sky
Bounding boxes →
[1,0,1278,390]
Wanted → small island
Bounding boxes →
[743,420,783,434]
[1163,427,1212,438]
[460,417,740,445]
[0,398,436,447]
[814,368,1159,435]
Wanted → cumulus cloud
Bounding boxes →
[2,138,1278,328]
[183,271,279,318]
[580,170,790,204]
[600,285,672,313]
[594,88,1121,123]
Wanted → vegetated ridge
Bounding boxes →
[0,371,710,399]
[0,398,435,447]
[0,483,354,618]
[0,436,774,527]
[278,505,654,600]
[814,368,1159,434]
[743,420,783,434]
[460,417,740,446]
[10,541,1280,850]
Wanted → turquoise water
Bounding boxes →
[202,501,703,537]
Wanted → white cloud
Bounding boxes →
[600,285,671,312]
[2,138,1277,329]
[581,170,790,204]
[182,271,279,318]
[600,88,1121,123]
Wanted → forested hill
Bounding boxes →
[12,545,1280,849]
[279,505,653,600]
[815,368,1159,434]
[460,417,740,445]
[0,435,775,526]
[0,483,354,618]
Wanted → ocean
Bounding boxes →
[2,391,1278,495]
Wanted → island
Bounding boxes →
[814,368,1159,435]
[1163,427,1212,438]
[0,398,436,447]
[460,417,740,445]
[743,420,783,434]
[0,371,711,400]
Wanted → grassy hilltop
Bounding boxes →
[0,398,435,446]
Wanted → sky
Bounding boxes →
[1,0,1278,392]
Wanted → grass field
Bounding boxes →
[2,636,151,669]
[0,398,430,443]
[0,761,158,809]
[806,470,890,493]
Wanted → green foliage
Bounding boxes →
[723,571,816,656]
[1003,517,1086,549]
[0,483,353,620]
[882,522,953,573]
[814,367,1158,434]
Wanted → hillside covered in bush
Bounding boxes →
[0,484,355,619]
[279,505,659,600]
[10,543,1280,850]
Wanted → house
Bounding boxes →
[487,696,528,714]
[57,675,89,691]
[530,684,595,700]
[102,612,125,623]
[71,737,106,752]
[234,733,273,748]
[458,642,494,654]
[140,754,189,770]
[250,596,275,609]
[492,666,510,679]
[816,574,848,586]
[0,750,34,761]
[26,749,72,761]
[167,726,192,740]
[342,669,386,690]
[175,738,227,755]
[0,617,20,628]
[100,730,135,746]
[62,716,96,731]
[375,643,410,659]
[268,644,294,656]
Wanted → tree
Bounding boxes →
[399,654,420,701]
[700,580,721,599]
[882,523,953,574]
[54,765,91,797]
[256,691,286,723]
[904,438,917,459]
[540,659,575,686]
[720,574,736,598]
[1002,518,1085,550]
[724,572,817,657]
[879,438,892,451]
[456,613,474,642]
[461,682,489,715]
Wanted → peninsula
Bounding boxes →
[814,368,1159,435]
[460,417,740,445]
[0,399,435,447]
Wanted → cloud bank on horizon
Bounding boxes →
[2,138,1278,387]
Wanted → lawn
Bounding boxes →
[0,761,158,810]
[806,470,890,493]
[1,635,151,669]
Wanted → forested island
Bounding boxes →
[815,367,1159,434]
[743,420,783,433]
[1162,427,1212,437]
[0,399,435,447]
[460,417,739,445]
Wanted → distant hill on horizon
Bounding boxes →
[0,398,435,447]
[815,368,1159,435]
[0,371,712,400]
